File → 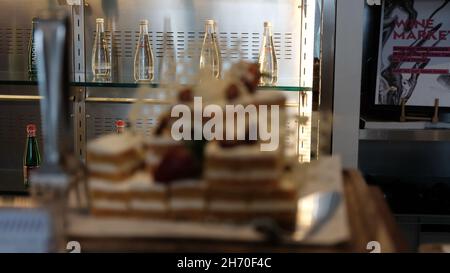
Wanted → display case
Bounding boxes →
[0,0,332,193]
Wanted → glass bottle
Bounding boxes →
[23,124,41,188]
[27,18,38,79]
[134,20,154,82]
[258,21,278,86]
[92,18,111,81]
[115,120,125,134]
[199,19,221,79]
[159,17,176,85]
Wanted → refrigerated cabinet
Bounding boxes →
[0,0,333,192]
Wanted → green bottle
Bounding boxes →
[27,18,38,79]
[23,124,41,188]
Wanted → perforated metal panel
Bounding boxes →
[0,0,318,193]
[84,0,302,83]
[86,102,170,140]
[98,30,293,60]
[0,25,31,73]
[0,0,72,75]
[0,28,31,55]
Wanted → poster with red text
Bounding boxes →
[376,0,450,106]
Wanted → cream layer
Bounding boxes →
[92,199,128,211]
[88,159,141,174]
[88,132,142,157]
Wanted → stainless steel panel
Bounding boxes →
[85,87,303,158]
[0,87,76,192]
[72,0,86,82]
[86,100,302,160]
[0,84,41,191]
[0,100,74,192]
[317,0,335,155]
[86,101,170,140]
[84,0,302,84]
[0,0,320,181]
[0,0,71,77]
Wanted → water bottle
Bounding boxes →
[134,19,154,82]
[199,19,221,79]
[258,21,278,86]
[92,18,111,81]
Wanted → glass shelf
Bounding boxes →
[79,81,312,92]
[0,73,38,86]
[0,73,312,92]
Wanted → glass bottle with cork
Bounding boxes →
[115,120,126,134]
[199,19,221,79]
[23,124,41,188]
[92,18,111,81]
[258,21,278,86]
[27,18,38,80]
[134,19,154,82]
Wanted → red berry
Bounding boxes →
[154,147,201,183]
[225,83,240,101]
[178,88,193,102]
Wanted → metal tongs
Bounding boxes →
[253,191,341,244]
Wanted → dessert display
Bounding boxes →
[86,61,299,230]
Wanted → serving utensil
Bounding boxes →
[254,191,341,244]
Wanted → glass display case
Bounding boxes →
[0,0,332,192]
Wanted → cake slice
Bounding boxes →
[87,132,144,181]
[248,181,299,230]
[169,180,207,221]
[128,172,169,219]
[89,176,130,217]
[204,141,282,189]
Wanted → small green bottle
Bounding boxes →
[23,124,41,188]
[27,18,38,79]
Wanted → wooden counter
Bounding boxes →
[65,170,409,253]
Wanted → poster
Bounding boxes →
[376,0,450,106]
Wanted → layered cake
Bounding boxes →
[87,132,144,181]
[85,61,299,231]
[206,184,298,229]
[207,187,250,222]
[204,141,282,188]
[204,141,298,229]
[169,180,207,221]
[89,175,130,217]
[87,132,144,217]
[129,172,169,219]
[247,182,298,230]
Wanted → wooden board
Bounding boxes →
[66,170,409,253]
